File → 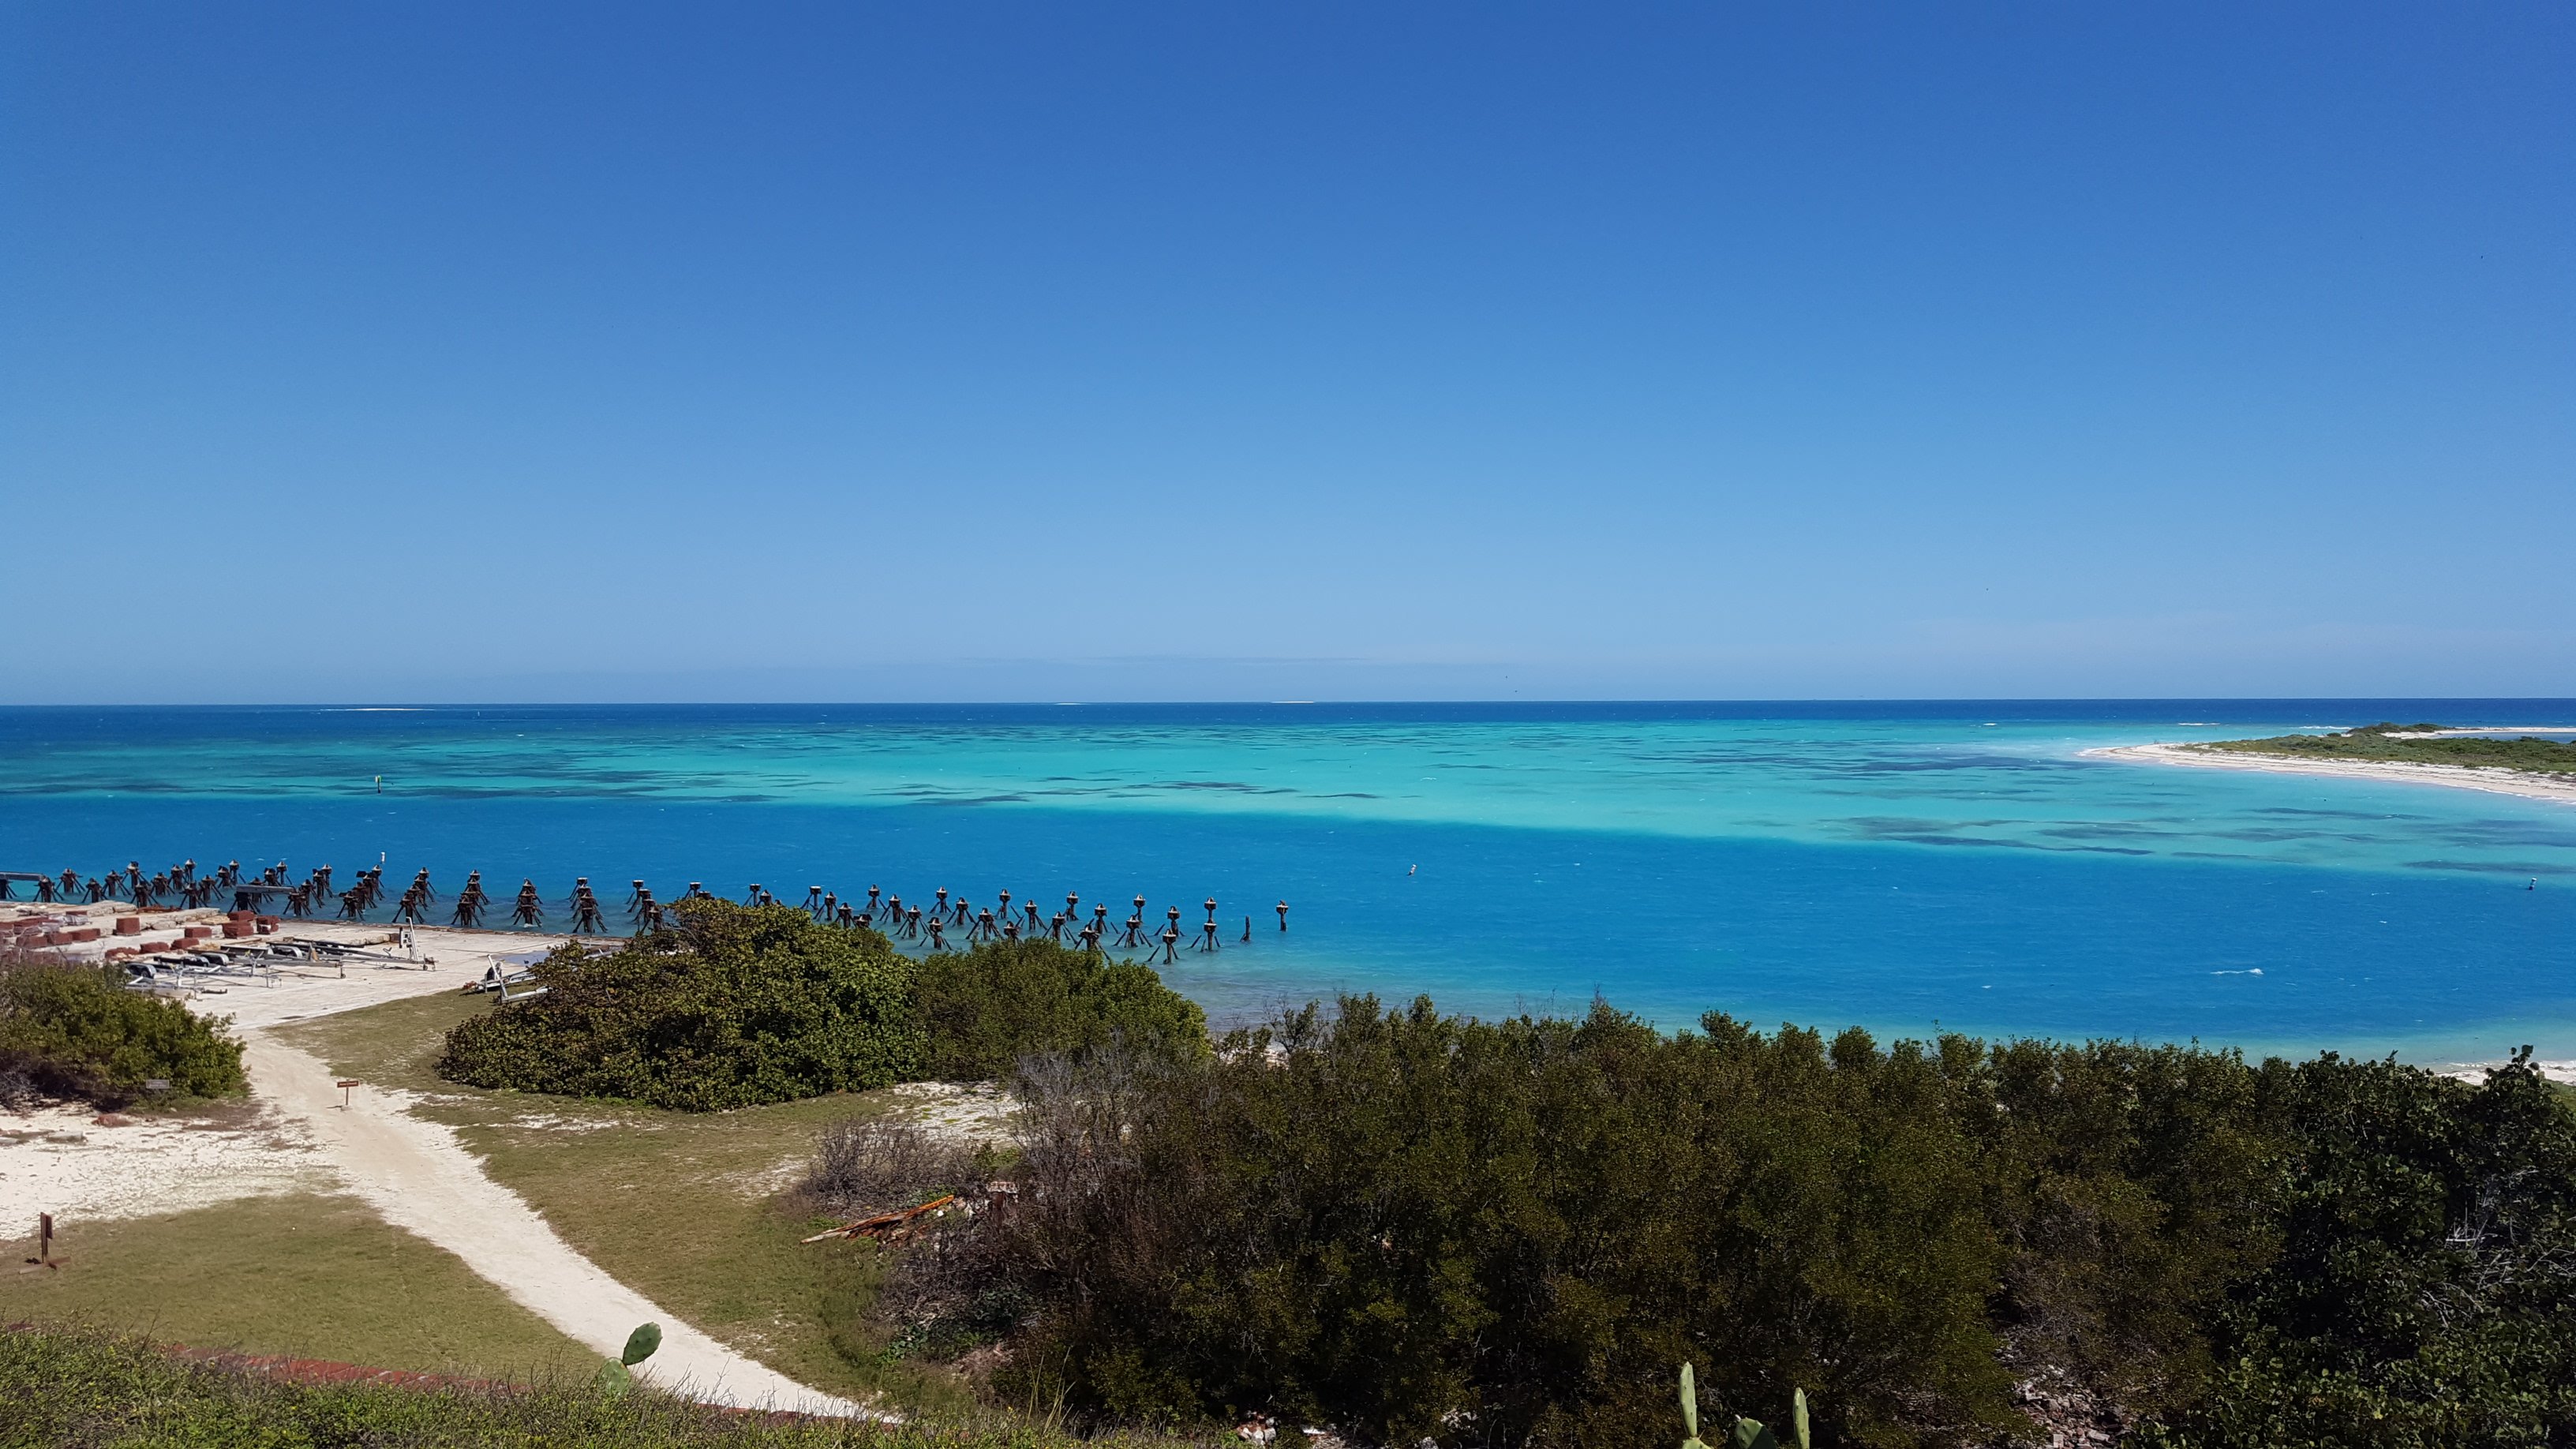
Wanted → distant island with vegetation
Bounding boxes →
[2196,721,2576,775]
[2091,721,2576,806]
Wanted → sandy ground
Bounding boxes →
[2088,741,2576,807]
[0,1102,333,1220]
[3,923,862,1415]
[2,925,549,1225]
[880,1079,1019,1144]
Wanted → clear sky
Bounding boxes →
[3,4,2569,703]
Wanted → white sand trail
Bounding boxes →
[242,1033,863,1416]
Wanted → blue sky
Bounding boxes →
[3,3,2569,702]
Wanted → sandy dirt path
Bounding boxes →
[240,1034,863,1417]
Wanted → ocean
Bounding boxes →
[4,701,2572,1063]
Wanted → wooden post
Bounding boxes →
[337,1079,359,1110]
[37,1212,51,1264]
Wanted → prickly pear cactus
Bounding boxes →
[596,1321,662,1398]
[1679,1362,1810,1449]
[1680,1363,1709,1449]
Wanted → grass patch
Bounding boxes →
[2,1322,1184,1447]
[0,1193,586,1380]
[275,990,971,1413]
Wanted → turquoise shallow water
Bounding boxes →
[4,702,2573,1061]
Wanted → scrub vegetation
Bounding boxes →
[839,999,2574,1449]
[2199,721,2576,774]
[0,948,245,1108]
[436,900,1205,1110]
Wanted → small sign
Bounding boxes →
[335,1079,360,1109]
[143,1079,171,1093]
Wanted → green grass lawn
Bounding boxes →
[271,990,965,1413]
[0,1193,589,1380]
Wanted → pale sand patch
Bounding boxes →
[0,1103,333,1223]
[739,1151,815,1202]
[2087,741,2576,808]
[1,927,567,1228]
[879,1079,1018,1146]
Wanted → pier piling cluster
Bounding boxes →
[4,856,1292,960]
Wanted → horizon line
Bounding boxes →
[6,695,2576,711]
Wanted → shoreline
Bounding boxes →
[2087,740,2576,808]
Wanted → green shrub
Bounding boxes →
[436,900,923,1110]
[434,901,1206,1111]
[912,938,1207,1080]
[0,953,245,1106]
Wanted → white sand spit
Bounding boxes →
[2087,742,2576,808]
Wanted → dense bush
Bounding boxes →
[972,998,2576,1449]
[437,900,1204,1111]
[913,938,1207,1080]
[0,950,245,1106]
[439,900,923,1110]
[2142,1048,2576,1449]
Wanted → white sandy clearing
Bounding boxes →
[0,1102,332,1221]
[2,927,552,1228]
[2087,741,2576,808]
[880,1079,1019,1145]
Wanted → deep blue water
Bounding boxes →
[5,701,2573,1063]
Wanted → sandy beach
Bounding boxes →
[2088,740,2576,808]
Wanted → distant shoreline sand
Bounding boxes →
[2088,741,2576,808]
